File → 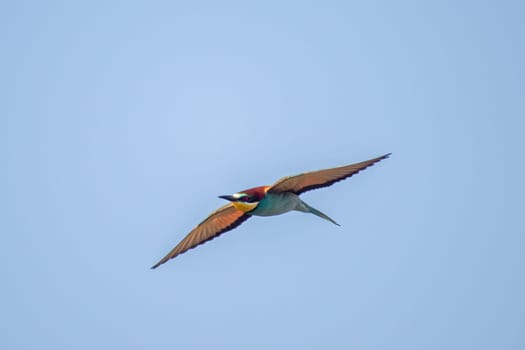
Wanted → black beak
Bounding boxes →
[218,195,237,202]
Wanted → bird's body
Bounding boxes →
[252,191,305,216]
[152,153,390,269]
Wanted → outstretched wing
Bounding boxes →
[268,153,391,195]
[151,203,251,269]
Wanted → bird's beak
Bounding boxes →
[218,195,237,202]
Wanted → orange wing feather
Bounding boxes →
[268,153,391,195]
[151,203,250,269]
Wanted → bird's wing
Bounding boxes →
[268,153,391,195]
[151,203,251,269]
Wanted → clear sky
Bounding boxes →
[2,1,524,349]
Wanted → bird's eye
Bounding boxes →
[242,196,252,202]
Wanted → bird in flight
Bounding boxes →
[152,153,390,269]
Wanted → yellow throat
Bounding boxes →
[232,201,258,212]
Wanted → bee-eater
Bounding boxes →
[152,153,390,269]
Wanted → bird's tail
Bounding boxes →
[298,200,340,226]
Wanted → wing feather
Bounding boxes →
[151,203,250,269]
[268,153,391,195]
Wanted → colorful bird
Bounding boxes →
[152,153,390,268]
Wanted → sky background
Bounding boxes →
[2,1,524,349]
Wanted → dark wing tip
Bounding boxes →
[151,257,168,269]
[373,152,391,164]
[375,153,391,161]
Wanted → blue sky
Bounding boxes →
[2,1,524,349]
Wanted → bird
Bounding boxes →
[151,153,390,269]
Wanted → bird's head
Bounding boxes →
[219,186,269,212]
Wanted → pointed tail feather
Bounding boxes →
[300,201,340,226]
